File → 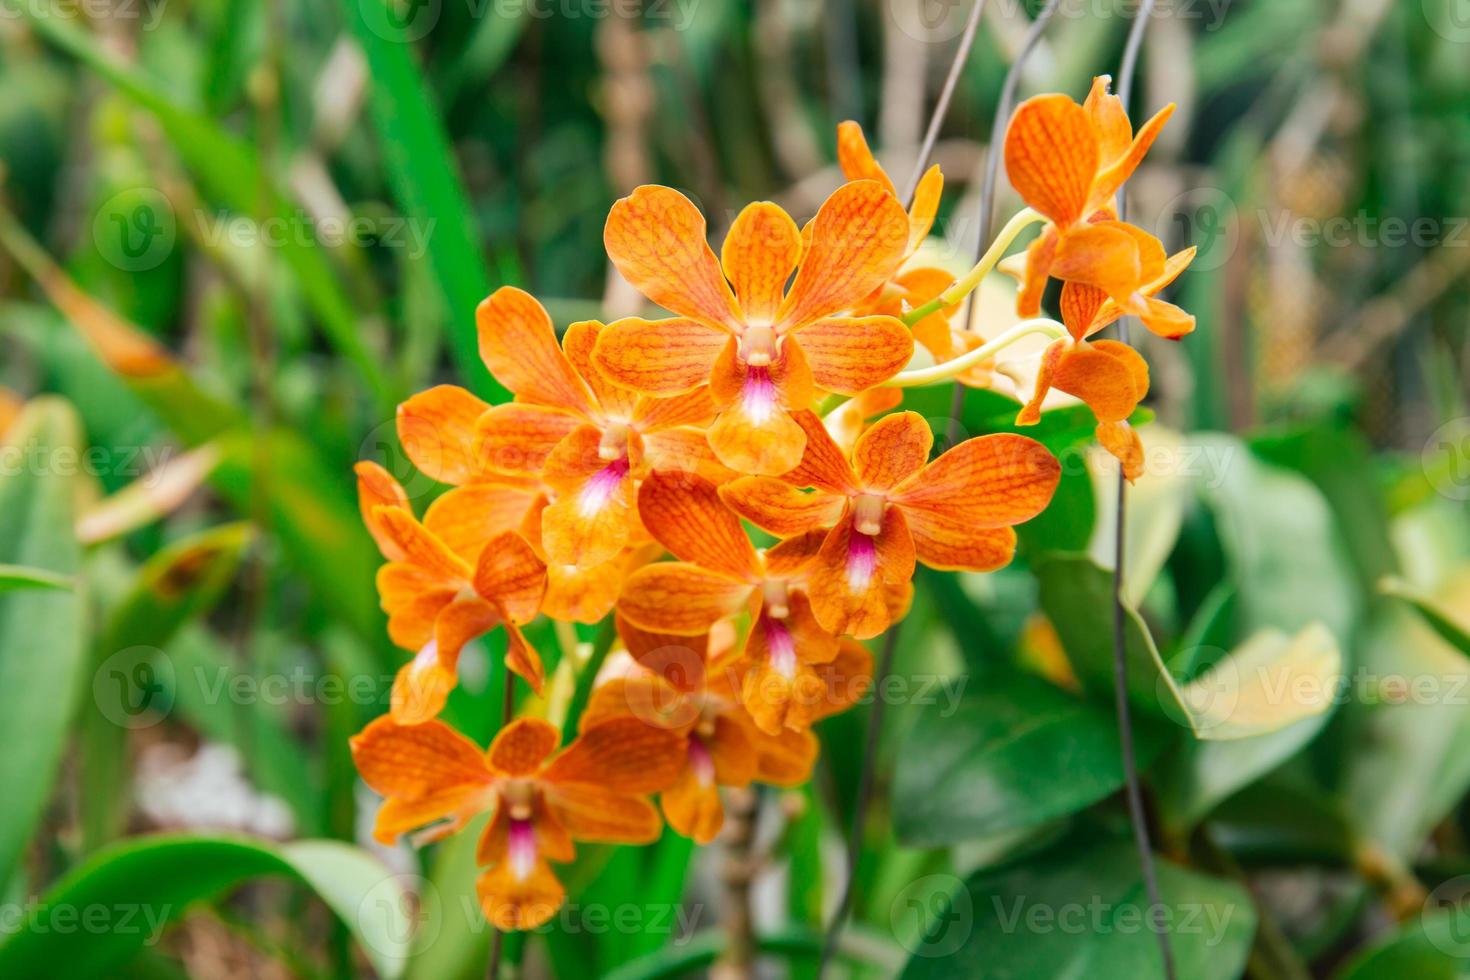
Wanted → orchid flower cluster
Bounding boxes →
[350,78,1193,931]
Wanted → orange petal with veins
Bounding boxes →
[488,717,560,775]
[1004,94,1098,226]
[618,563,751,635]
[638,471,760,581]
[907,514,1018,572]
[851,410,932,492]
[891,434,1060,528]
[604,184,741,327]
[425,480,540,565]
[350,714,491,799]
[721,202,802,324]
[473,403,582,477]
[542,716,685,794]
[805,509,915,639]
[719,477,845,538]
[835,121,897,196]
[783,409,859,494]
[474,532,547,622]
[790,316,913,395]
[777,180,910,329]
[561,320,639,419]
[355,461,410,561]
[593,317,729,397]
[476,287,594,414]
[397,385,490,487]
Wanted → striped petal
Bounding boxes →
[397,385,491,486]
[637,471,760,581]
[790,316,913,395]
[604,184,741,327]
[777,180,910,329]
[593,316,728,397]
[720,202,802,324]
[890,434,1060,529]
[476,286,595,414]
[1003,94,1098,226]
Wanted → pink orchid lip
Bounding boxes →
[578,456,630,517]
[765,615,798,680]
[741,365,777,424]
[846,527,878,589]
[508,817,537,880]
[688,736,716,787]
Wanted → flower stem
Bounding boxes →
[882,317,1067,388]
[900,207,1044,328]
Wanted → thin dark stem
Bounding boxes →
[816,626,902,978]
[901,0,988,206]
[948,0,1064,445]
[487,931,504,980]
[1112,2,1175,979]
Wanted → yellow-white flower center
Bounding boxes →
[852,493,886,536]
[739,324,778,367]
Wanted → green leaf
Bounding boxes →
[0,398,88,888]
[342,1,509,400]
[892,672,1158,846]
[0,834,412,978]
[1334,913,1469,980]
[0,563,73,592]
[899,838,1256,979]
[1035,553,1340,742]
[1192,434,1358,641]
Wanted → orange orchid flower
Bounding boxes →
[356,462,548,720]
[614,470,842,734]
[1016,239,1195,481]
[351,713,683,931]
[1003,76,1180,328]
[469,286,729,570]
[721,411,1060,638]
[581,619,870,842]
[595,181,916,476]
[835,123,1010,386]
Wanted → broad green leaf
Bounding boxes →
[0,834,412,978]
[1334,913,1468,980]
[0,563,72,592]
[1035,554,1339,741]
[892,672,1157,846]
[899,838,1255,979]
[1174,623,1341,741]
[0,398,88,888]
[1192,434,1358,641]
[1087,426,1191,606]
[342,0,509,400]
[1336,604,1470,857]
